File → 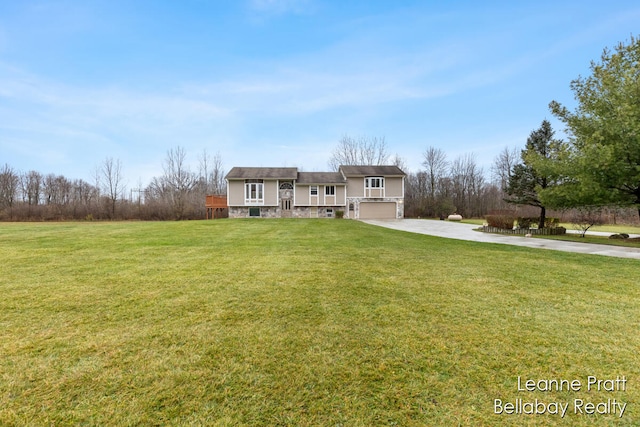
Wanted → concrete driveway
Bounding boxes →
[362,219,640,260]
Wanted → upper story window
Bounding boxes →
[325,185,335,195]
[365,177,384,189]
[310,186,318,196]
[245,179,264,203]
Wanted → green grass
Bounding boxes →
[562,223,640,235]
[461,218,486,225]
[462,218,640,235]
[463,217,640,248]
[1,220,638,426]
[532,233,640,248]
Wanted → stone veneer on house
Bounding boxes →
[229,206,345,219]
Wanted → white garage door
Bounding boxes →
[359,202,396,219]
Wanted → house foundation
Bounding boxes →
[229,206,345,218]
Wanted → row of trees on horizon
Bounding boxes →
[0,148,226,221]
[1,136,638,224]
[0,139,517,221]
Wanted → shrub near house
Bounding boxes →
[483,214,566,235]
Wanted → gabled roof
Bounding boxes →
[296,172,346,185]
[225,167,298,180]
[339,165,406,177]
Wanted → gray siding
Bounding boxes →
[228,180,244,206]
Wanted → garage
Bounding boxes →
[359,202,397,219]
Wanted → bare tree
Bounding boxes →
[71,179,99,217]
[43,174,72,206]
[17,170,40,218]
[0,164,19,218]
[20,170,43,206]
[390,153,408,173]
[404,171,430,217]
[449,153,486,217]
[100,157,124,219]
[569,206,604,238]
[43,174,57,205]
[491,146,519,191]
[40,174,73,218]
[422,147,448,202]
[163,146,198,220]
[328,135,389,170]
[144,176,170,219]
[467,163,487,217]
[199,149,226,195]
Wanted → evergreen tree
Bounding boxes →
[550,36,640,218]
[505,120,563,227]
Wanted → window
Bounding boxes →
[310,186,318,196]
[325,185,335,195]
[249,207,260,217]
[245,179,263,203]
[364,176,385,198]
[279,182,293,190]
[326,208,334,218]
[365,177,384,188]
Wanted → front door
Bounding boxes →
[281,198,292,217]
[279,182,294,218]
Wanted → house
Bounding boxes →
[224,165,405,219]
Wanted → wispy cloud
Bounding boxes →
[0,63,237,180]
[0,64,231,126]
[178,39,480,118]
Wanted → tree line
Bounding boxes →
[0,148,226,221]
[2,135,638,223]
[2,135,511,221]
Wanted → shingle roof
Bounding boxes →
[339,165,406,177]
[225,167,299,180]
[225,165,406,180]
[296,172,346,184]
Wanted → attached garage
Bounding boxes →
[359,202,397,219]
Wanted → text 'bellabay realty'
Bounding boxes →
[494,376,628,418]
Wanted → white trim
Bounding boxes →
[245,181,264,205]
[364,176,385,198]
[310,185,319,206]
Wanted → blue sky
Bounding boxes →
[1,0,639,187]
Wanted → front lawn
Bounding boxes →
[1,220,637,425]
[533,233,640,248]
[575,223,640,234]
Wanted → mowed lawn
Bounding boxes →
[1,220,638,426]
